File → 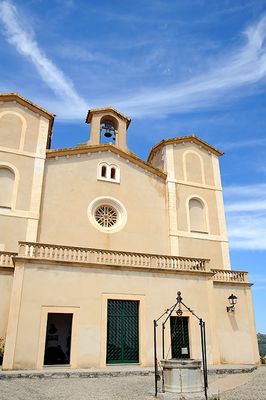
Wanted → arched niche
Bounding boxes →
[188,197,208,233]
[0,167,15,208]
[184,151,204,184]
[0,111,26,150]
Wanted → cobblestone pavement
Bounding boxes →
[0,368,265,400]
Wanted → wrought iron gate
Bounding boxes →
[106,300,139,363]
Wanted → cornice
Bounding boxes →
[147,135,224,163]
[86,107,131,127]
[46,144,167,180]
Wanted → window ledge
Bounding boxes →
[97,177,120,184]
[190,230,209,235]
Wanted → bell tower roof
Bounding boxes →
[85,107,131,128]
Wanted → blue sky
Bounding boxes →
[0,0,266,332]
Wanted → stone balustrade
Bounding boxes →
[1,244,250,283]
[212,269,249,283]
[18,241,210,273]
[0,251,16,268]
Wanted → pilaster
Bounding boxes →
[164,145,179,255]
[2,262,25,370]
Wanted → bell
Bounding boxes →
[104,129,112,138]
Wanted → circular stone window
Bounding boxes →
[88,197,127,233]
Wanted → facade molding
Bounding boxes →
[171,230,228,243]
[0,146,39,159]
[166,178,222,192]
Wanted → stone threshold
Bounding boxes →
[0,364,257,380]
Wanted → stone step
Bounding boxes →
[0,364,257,380]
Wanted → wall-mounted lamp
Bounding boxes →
[227,293,237,313]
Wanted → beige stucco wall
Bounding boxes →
[3,262,259,370]
[0,216,28,251]
[213,283,259,364]
[179,237,225,268]
[0,270,13,338]
[149,148,164,171]
[3,262,217,370]
[38,152,169,254]
[0,101,50,251]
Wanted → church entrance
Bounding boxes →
[44,313,73,365]
[170,316,190,359]
[106,300,139,364]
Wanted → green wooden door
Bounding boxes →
[170,316,190,359]
[106,300,139,364]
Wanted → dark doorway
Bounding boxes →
[106,300,139,364]
[170,316,190,359]
[44,313,73,365]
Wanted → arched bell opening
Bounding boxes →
[100,116,118,145]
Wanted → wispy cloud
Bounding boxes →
[0,0,87,117]
[224,183,266,250]
[217,138,266,151]
[1,1,266,120]
[114,15,266,117]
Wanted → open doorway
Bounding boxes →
[170,316,190,359]
[44,313,73,365]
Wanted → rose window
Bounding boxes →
[95,205,118,228]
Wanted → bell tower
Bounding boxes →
[85,107,131,152]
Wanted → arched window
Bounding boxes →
[97,162,120,183]
[101,165,107,178]
[189,198,208,233]
[0,167,15,208]
[110,167,116,180]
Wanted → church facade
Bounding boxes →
[0,93,259,370]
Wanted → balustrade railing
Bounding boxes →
[0,251,16,268]
[18,242,210,273]
[212,269,249,283]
